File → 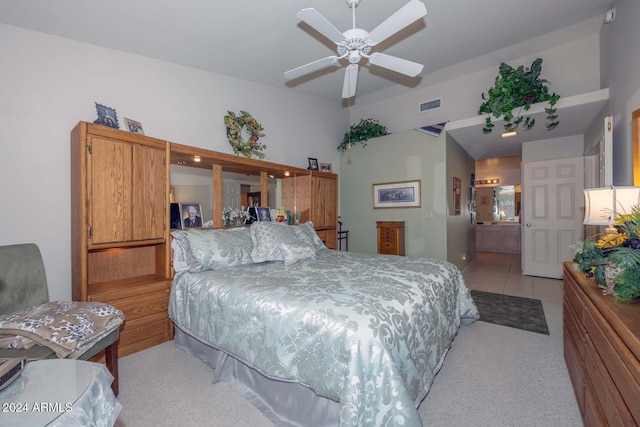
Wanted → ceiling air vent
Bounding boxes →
[419,98,441,113]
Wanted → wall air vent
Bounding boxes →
[419,98,441,113]
[416,122,447,137]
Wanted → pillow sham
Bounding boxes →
[279,242,316,266]
[170,237,189,273]
[293,221,326,252]
[171,228,253,272]
[250,221,302,263]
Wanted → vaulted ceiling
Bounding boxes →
[0,0,613,101]
[0,0,615,158]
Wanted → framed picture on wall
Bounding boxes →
[453,177,462,215]
[468,187,476,212]
[372,180,421,209]
[180,203,203,228]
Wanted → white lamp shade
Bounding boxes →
[583,186,640,225]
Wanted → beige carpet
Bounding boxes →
[114,300,582,427]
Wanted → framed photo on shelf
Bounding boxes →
[372,180,421,209]
[123,117,144,135]
[180,203,203,228]
[307,157,319,171]
[256,207,271,222]
[170,203,182,229]
[246,207,258,224]
[95,103,119,129]
[320,162,332,172]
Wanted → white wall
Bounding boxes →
[349,20,602,134]
[588,0,640,185]
[476,156,522,187]
[522,135,585,162]
[0,23,345,300]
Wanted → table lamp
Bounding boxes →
[583,186,640,232]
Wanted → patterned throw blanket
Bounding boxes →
[0,301,124,358]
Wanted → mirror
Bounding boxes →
[170,164,278,226]
[494,185,520,222]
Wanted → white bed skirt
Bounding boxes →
[174,325,340,427]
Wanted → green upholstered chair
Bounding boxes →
[0,243,121,395]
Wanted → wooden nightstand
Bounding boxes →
[376,221,405,256]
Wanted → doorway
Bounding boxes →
[522,156,584,278]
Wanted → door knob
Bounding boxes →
[526,223,532,227]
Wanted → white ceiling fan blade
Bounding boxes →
[369,53,423,77]
[368,0,427,46]
[284,56,340,80]
[298,8,345,44]
[342,64,358,98]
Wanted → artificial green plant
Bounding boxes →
[337,118,388,153]
[478,58,560,134]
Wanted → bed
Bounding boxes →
[169,222,479,427]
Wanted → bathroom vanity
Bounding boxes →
[476,222,521,253]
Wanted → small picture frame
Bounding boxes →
[373,180,421,209]
[256,207,271,222]
[95,103,119,129]
[453,177,462,215]
[170,203,182,229]
[320,163,332,172]
[180,203,203,228]
[308,158,319,171]
[246,207,258,225]
[124,117,144,135]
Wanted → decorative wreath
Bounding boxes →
[224,110,266,159]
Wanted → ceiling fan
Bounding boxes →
[284,0,427,99]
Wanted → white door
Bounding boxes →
[522,157,584,278]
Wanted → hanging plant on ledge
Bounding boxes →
[224,110,266,159]
[337,118,389,153]
[478,58,560,134]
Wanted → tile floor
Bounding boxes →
[462,251,564,304]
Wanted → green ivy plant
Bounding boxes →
[613,264,640,302]
[478,58,560,134]
[337,118,388,153]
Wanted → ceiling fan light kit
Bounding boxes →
[284,0,427,99]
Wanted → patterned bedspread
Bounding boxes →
[169,250,478,427]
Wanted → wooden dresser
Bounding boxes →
[376,221,405,256]
[563,262,640,426]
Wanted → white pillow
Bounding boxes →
[171,228,253,272]
[250,221,302,263]
[293,221,326,252]
[279,242,316,265]
[171,234,189,272]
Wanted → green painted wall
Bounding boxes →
[338,129,475,270]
